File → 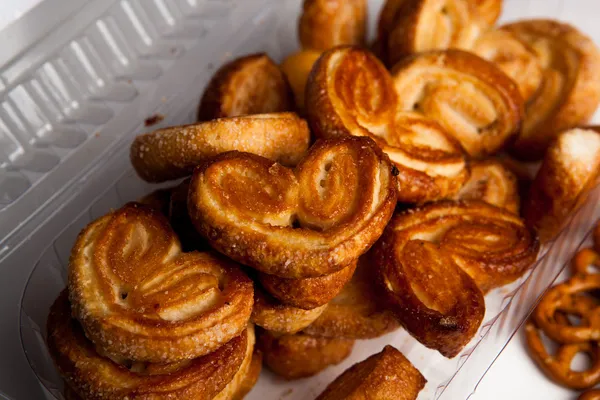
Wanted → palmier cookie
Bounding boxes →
[299,0,367,51]
[524,127,600,243]
[502,20,600,160]
[131,113,310,183]
[188,136,397,279]
[303,259,399,339]
[469,0,502,26]
[316,345,426,400]
[197,53,293,122]
[391,49,524,158]
[385,0,484,66]
[258,261,357,310]
[168,178,209,252]
[455,159,520,214]
[280,50,322,112]
[68,203,253,363]
[373,200,539,357]
[48,291,253,400]
[258,329,354,380]
[251,287,327,334]
[306,46,469,204]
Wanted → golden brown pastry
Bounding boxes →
[469,0,502,26]
[252,287,327,334]
[197,53,293,121]
[188,136,397,279]
[473,29,544,102]
[280,50,322,112]
[137,188,173,216]
[391,49,524,158]
[455,159,520,214]
[258,330,354,380]
[258,261,357,310]
[48,291,252,400]
[131,113,310,183]
[373,200,539,357]
[580,390,600,400]
[306,46,469,204]
[232,350,262,400]
[68,203,254,363]
[303,259,399,339]
[386,0,484,66]
[315,345,426,400]
[502,20,600,160]
[524,127,600,243]
[299,0,367,51]
[168,179,209,252]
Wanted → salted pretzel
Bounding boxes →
[533,274,600,344]
[68,203,254,363]
[306,46,469,203]
[473,29,544,102]
[315,345,426,400]
[299,0,367,51]
[455,159,520,214]
[188,136,397,279]
[251,287,327,334]
[303,259,399,339]
[48,291,254,400]
[524,127,600,243]
[258,329,354,380]
[373,200,539,357]
[197,53,292,122]
[258,261,357,310]
[526,316,600,390]
[501,20,600,160]
[385,0,484,66]
[131,113,310,183]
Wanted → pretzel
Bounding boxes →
[580,390,600,400]
[315,345,426,400]
[524,127,600,243]
[299,0,367,51]
[385,0,483,66]
[251,286,327,334]
[473,29,544,102]
[501,20,600,160]
[391,50,524,158]
[188,136,397,279]
[533,274,600,344]
[47,291,252,400]
[572,248,600,276]
[131,113,310,183]
[455,159,520,214]
[526,317,600,390]
[280,50,322,112]
[197,53,292,122]
[68,203,254,363]
[258,261,357,310]
[258,329,354,380]
[306,46,469,203]
[303,259,399,339]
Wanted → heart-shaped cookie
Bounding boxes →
[68,203,254,363]
[188,136,397,279]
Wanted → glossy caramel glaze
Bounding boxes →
[68,203,254,363]
[48,291,251,400]
[188,136,397,279]
[258,329,354,380]
[502,20,600,160]
[315,345,426,400]
[455,159,520,214]
[303,259,399,339]
[306,46,469,203]
[299,0,367,51]
[258,261,357,310]
[391,50,524,158]
[197,53,293,122]
[524,127,600,243]
[131,113,310,183]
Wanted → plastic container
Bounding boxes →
[2,0,600,399]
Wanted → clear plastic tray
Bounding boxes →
[3,0,600,399]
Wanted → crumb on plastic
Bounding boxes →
[145,114,165,127]
[280,388,293,398]
[94,132,101,138]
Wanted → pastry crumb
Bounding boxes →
[145,114,165,127]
